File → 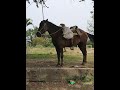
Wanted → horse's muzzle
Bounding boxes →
[36,32,41,37]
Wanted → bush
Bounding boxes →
[31,37,53,47]
[80,72,94,82]
[87,40,94,48]
[86,45,92,48]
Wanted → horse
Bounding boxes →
[36,19,91,66]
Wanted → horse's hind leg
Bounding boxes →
[78,42,87,65]
[64,48,67,52]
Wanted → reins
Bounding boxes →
[49,28,62,36]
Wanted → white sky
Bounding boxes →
[26,0,94,32]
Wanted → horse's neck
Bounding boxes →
[47,23,62,38]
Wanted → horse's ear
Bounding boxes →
[46,19,48,21]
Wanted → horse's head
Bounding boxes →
[36,19,48,37]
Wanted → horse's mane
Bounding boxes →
[45,20,63,37]
[47,21,61,30]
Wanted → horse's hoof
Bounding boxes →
[60,64,63,67]
[81,62,87,65]
[56,64,61,67]
[81,63,85,65]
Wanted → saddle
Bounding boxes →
[70,26,82,36]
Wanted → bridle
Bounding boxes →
[36,23,46,35]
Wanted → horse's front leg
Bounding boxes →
[60,48,64,66]
[55,47,61,66]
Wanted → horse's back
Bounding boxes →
[77,29,88,42]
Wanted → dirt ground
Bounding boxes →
[26,81,94,90]
[26,60,94,90]
[26,59,94,68]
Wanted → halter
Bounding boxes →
[36,23,46,35]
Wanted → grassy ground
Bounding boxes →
[26,46,94,61]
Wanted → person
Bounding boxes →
[60,23,74,50]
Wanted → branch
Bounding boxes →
[26,0,30,4]
[79,0,85,2]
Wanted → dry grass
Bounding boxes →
[26,46,94,62]
[26,46,94,55]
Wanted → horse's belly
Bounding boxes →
[57,35,81,48]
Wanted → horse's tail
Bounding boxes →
[87,33,94,43]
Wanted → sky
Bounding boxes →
[26,0,94,33]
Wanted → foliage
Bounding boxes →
[87,13,94,34]
[26,26,38,37]
[65,72,94,83]
[26,29,33,37]
[87,0,94,34]
[26,18,33,27]
[26,0,49,8]
[26,0,94,8]
[66,75,80,83]
[31,37,53,47]
[87,40,94,47]
[80,72,94,82]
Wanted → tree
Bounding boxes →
[26,26,38,47]
[26,26,38,36]
[26,18,33,27]
[26,0,49,8]
[87,13,94,34]
[26,18,38,40]
[87,0,94,34]
[26,0,94,8]
[32,26,39,36]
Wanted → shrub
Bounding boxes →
[31,37,53,47]
[87,40,94,48]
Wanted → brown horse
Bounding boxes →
[36,19,89,66]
